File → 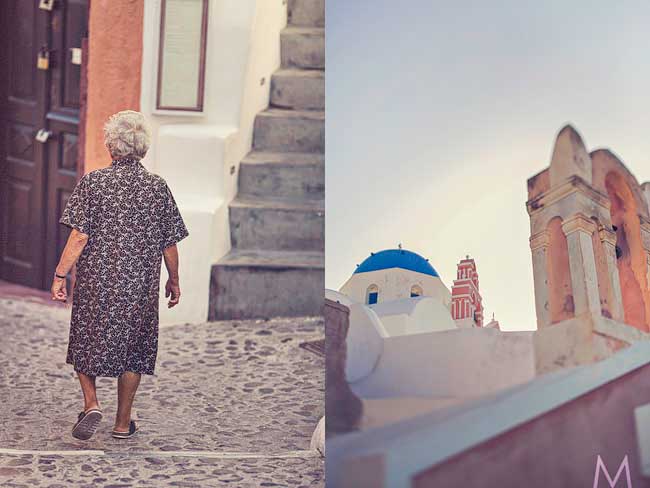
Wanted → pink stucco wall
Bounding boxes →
[84,0,144,173]
[413,363,650,487]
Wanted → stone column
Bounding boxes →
[599,226,624,322]
[530,230,551,329]
[562,214,601,316]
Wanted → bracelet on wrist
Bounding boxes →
[55,273,67,279]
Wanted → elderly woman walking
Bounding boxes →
[50,110,188,440]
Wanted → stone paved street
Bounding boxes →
[0,298,324,487]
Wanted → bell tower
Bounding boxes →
[451,256,483,328]
[526,125,650,362]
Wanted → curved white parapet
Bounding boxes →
[326,289,386,383]
[346,303,387,383]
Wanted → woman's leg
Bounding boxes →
[114,371,141,432]
[77,372,100,411]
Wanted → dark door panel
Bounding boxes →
[0,0,88,289]
[0,1,48,288]
[44,116,80,283]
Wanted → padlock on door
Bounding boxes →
[37,46,50,70]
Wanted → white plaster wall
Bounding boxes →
[325,289,357,307]
[371,297,457,336]
[139,0,287,324]
[340,268,452,309]
[351,328,536,399]
[455,317,477,329]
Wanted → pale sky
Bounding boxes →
[325,0,650,331]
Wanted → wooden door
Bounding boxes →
[0,0,88,290]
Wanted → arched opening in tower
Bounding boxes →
[605,171,650,332]
[546,217,574,323]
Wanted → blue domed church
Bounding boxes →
[340,247,452,309]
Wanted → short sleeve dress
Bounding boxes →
[60,157,189,377]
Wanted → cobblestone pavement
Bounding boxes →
[0,298,324,487]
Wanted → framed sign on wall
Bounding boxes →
[156,0,209,112]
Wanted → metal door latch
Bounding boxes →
[70,47,82,66]
[35,129,52,143]
[39,0,55,11]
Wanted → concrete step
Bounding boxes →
[281,27,324,69]
[229,197,324,252]
[209,249,324,320]
[271,69,324,111]
[288,0,324,27]
[253,109,324,153]
[239,151,324,201]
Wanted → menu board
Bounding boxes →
[157,0,208,111]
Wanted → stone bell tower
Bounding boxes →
[526,125,650,369]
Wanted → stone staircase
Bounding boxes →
[209,0,324,320]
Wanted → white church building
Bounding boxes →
[339,248,456,335]
[326,247,533,428]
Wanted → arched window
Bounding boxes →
[410,285,423,297]
[366,284,379,305]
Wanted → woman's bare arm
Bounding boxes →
[51,229,89,302]
[163,244,181,308]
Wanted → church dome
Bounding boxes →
[354,249,439,277]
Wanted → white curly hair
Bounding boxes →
[103,110,151,159]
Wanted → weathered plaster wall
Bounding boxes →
[548,124,592,187]
[527,168,550,202]
[546,216,574,323]
[592,149,650,220]
[605,170,650,331]
[324,299,363,435]
[84,0,144,172]
[413,363,650,488]
[533,316,595,373]
[351,328,535,399]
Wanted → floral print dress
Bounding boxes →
[60,157,189,377]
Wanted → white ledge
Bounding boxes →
[328,341,650,488]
